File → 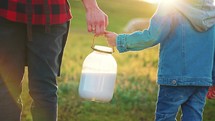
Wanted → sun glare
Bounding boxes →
[140,0,178,7]
[139,0,160,4]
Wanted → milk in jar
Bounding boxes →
[79,45,117,102]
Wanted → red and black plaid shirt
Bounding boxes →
[0,0,72,25]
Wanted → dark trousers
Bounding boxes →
[0,17,69,121]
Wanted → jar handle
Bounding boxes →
[91,36,115,53]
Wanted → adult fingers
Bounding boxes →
[105,14,109,28]
[95,25,106,36]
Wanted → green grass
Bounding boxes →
[20,0,215,121]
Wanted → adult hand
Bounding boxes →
[82,0,108,36]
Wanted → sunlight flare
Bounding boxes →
[140,0,177,5]
[139,0,161,4]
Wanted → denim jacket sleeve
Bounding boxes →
[116,2,175,53]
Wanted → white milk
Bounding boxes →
[79,72,116,102]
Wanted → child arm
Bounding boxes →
[115,2,175,53]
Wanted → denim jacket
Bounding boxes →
[116,0,215,86]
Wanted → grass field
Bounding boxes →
[21,0,215,121]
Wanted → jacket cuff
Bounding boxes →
[116,34,128,53]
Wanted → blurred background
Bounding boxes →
[21,0,215,121]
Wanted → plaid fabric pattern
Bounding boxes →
[0,0,72,25]
[207,86,215,99]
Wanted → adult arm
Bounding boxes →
[82,0,108,36]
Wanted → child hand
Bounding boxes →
[105,31,118,47]
[207,86,215,99]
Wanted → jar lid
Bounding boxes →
[92,45,114,54]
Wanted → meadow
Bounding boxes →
[21,0,215,121]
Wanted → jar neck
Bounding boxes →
[91,46,113,54]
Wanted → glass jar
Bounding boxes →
[79,44,117,102]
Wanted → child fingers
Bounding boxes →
[104,32,112,38]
